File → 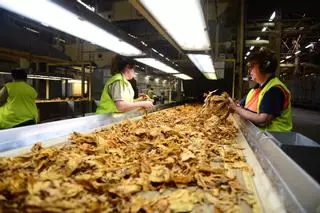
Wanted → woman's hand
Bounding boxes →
[141,101,154,109]
[228,97,239,112]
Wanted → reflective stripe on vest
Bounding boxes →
[0,82,38,129]
[244,77,293,132]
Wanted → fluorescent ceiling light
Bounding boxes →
[54,37,66,43]
[261,27,267,32]
[173,73,193,80]
[128,33,137,39]
[256,37,261,40]
[68,79,87,84]
[151,48,158,53]
[77,0,95,12]
[295,50,301,55]
[269,11,276,21]
[202,72,217,80]
[135,58,179,74]
[141,41,148,46]
[0,0,143,56]
[25,27,39,34]
[28,74,72,81]
[285,55,292,59]
[305,43,313,48]
[250,46,254,50]
[0,72,10,75]
[187,54,215,73]
[139,0,210,51]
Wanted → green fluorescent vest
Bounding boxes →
[96,73,131,114]
[0,82,38,129]
[245,77,293,132]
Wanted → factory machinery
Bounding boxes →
[0,103,319,213]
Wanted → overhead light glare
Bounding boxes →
[28,74,72,81]
[269,11,276,21]
[151,48,158,53]
[173,73,193,80]
[305,43,313,48]
[77,0,95,12]
[139,0,210,51]
[0,0,143,56]
[202,72,217,80]
[141,41,148,46]
[134,58,179,74]
[128,33,137,39]
[187,54,215,74]
[25,27,39,34]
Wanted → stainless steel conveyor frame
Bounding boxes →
[0,106,319,213]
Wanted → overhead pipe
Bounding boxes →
[245,39,269,47]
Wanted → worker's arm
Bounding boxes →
[109,82,153,112]
[115,100,153,112]
[229,98,273,126]
[0,86,8,107]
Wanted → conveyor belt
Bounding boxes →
[0,106,319,212]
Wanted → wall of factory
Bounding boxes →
[183,66,234,101]
[64,42,115,68]
[283,74,320,109]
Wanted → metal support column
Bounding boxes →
[65,70,68,98]
[81,65,85,97]
[45,64,49,99]
[238,0,245,99]
[176,79,182,102]
[215,23,220,58]
[88,64,92,101]
[232,60,236,99]
[275,11,282,77]
[81,65,85,116]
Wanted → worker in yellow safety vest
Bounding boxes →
[96,55,153,114]
[0,69,38,129]
[229,49,292,132]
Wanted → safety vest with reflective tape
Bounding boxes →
[0,82,38,129]
[96,73,133,114]
[245,77,292,132]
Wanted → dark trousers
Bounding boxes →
[13,120,36,128]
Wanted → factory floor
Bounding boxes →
[292,107,320,144]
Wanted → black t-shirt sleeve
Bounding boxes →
[259,86,285,117]
[239,95,247,107]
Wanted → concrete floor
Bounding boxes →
[292,107,320,144]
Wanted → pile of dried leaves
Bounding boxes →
[0,95,257,213]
